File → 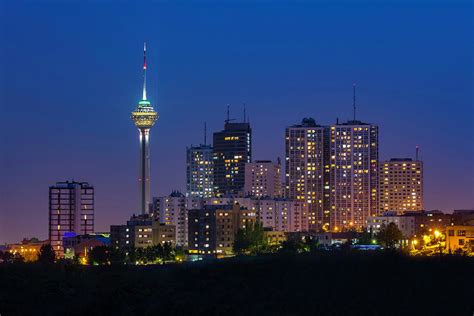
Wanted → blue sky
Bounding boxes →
[1,0,472,243]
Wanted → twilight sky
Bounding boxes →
[1,0,472,243]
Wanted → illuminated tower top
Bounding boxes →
[131,42,158,129]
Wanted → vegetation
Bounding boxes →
[376,223,404,249]
[38,244,56,264]
[88,246,110,265]
[233,222,268,255]
[0,252,472,315]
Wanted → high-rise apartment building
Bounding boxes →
[285,118,330,231]
[244,159,282,198]
[329,120,378,231]
[186,144,214,198]
[379,158,423,214]
[213,121,252,196]
[48,181,94,256]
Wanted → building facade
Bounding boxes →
[153,192,204,247]
[213,122,252,196]
[330,120,379,231]
[188,204,257,256]
[152,222,176,246]
[110,214,153,250]
[244,159,282,198]
[203,197,308,233]
[186,144,214,198]
[366,213,416,238]
[379,158,423,214]
[285,118,330,231]
[7,238,48,262]
[445,225,474,253]
[49,181,94,256]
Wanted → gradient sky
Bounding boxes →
[1,0,472,243]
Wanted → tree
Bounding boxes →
[376,223,404,249]
[38,244,56,264]
[0,251,14,264]
[278,239,306,255]
[13,253,25,263]
[358,227,373,245]
[233,222,268,255]
[109,247,126,265]
[88,246,109,265]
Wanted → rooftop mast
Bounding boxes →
[352,83,356,121]
[142,42,147,100]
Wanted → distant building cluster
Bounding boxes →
[6,45,469,261]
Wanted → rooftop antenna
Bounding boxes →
[352,82,356,121]
[416,145,420,161]
[225,104,235,124]
[243,102,246,123]
[142,42,147,100]
[204,122,207,145]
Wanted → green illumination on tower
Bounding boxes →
[131,42,158,215]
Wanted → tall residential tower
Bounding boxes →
[329,120,379,231]
[285,118,330,231]
[379,158,423,214]
[186,144,214,198]
[131,43,158,214]
[49,181,94,256]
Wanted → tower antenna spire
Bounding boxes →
[142,42,147,100]
[416,145,420,161]
[243,102,246,123]
[352,82,356,121]
[204,122,207,145]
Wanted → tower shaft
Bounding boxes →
[131,42,158,215]
[138,128,151,214]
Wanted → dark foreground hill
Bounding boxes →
[1,252,473,315]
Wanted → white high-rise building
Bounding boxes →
[330,120,379,231]
[186,144,214,198]
[285,118,330,231]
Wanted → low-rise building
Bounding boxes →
[445,225,474,253]
[366,213,416,238]
[314,232,357,247]
[264,230,287,246]
[63,233,110,259]
[410,210,453,236]
[7,238,48,262]
[451,210,474,226]
[110,214,153,250]
[153,192,203,247]
[203,197,308,233]
[188,203,257,256]
[152,222,176,246]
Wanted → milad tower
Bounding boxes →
[131,43,158,215]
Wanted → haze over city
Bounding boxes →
[1,0,472,244]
